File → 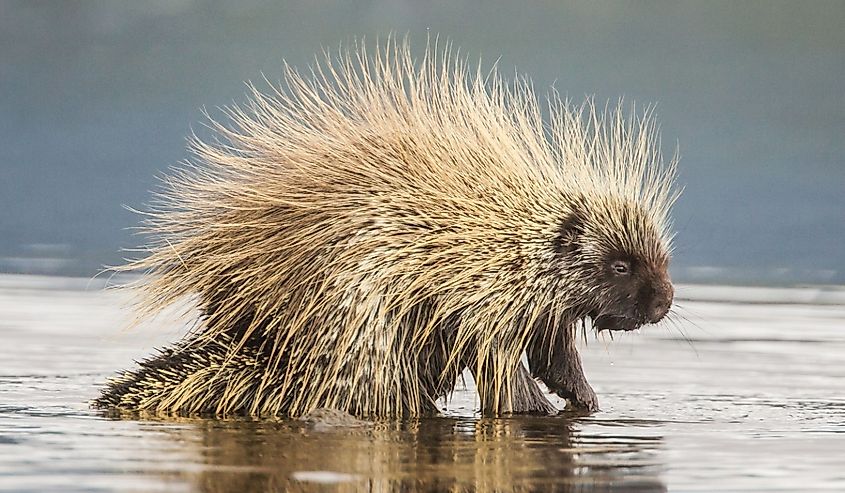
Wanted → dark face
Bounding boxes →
[555,202,674,332]
[589,252,674,331]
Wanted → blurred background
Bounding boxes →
[1,0,843,285]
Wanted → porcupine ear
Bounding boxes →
[554,211,585,256]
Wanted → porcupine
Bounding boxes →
[95,39,678,418]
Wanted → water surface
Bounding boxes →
[1,275,844,492]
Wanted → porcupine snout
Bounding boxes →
[646,280,674,324]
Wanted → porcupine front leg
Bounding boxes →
[527,324,599,412]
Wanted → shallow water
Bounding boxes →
[1,275,844,492]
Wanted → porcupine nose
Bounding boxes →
[647,281,674,323]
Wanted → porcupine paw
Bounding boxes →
[554,384,599,413]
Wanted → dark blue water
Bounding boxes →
[1,1,844,284]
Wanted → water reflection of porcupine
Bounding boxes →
[159,417,666,492]
[95,39,678,418]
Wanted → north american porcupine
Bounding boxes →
[95,39,678,418]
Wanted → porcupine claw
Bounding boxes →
[553,379,599,413]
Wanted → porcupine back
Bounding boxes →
[102,39,676,417]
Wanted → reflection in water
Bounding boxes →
[141,415,665,492]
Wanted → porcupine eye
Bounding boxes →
[611,260,631,276]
